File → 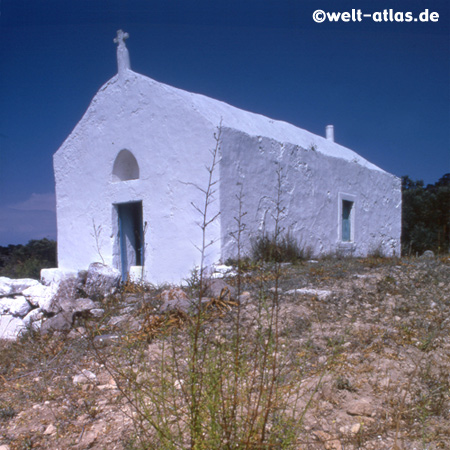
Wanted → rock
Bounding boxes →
[97,378,118,390]
[0,315,25,340]
[44,424,57,435]
[420,250,435,259]
[60,297,97,314]
[351,423,361,434]
[285,288,332,300]
[73,369,97,384]
[0,445,11,450]
[67,327,87,339]
[268,287,283,293]
[74,298,98,313]
[204,279,236,300]
[0,277,40,297]
[0,296,32,317]
[93,334,120,347]
[77,422,101,448]
[11,278,40,293]
[57,295,77,312]
[160,288,191,313]
[238,291,252,304]
[22,308,44,330]
[313,431,342,450]
[40,311,73,334]
[122,293,143,304]
[84,263,121,299]
[211,264,237,278]
[55,278,84,308]
[89,308,105,318]
[22,283,59,313]
[346,398,374,417]
[108,315,128,326]
[0,277,12,296]
[174,379,184,390]
[40,268,78,286]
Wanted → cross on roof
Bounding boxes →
[114,30,131,75]
[114,30,129,47]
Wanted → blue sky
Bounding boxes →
[0,0,449,245]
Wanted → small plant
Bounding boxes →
[0,404,16,419]
[367,243,386,259]
[91,219,105,264]
[251,231,309,263]
[336,376,356,392]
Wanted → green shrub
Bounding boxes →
[251,232,310,263]
[0,238,57,279]
[402,173,450,255]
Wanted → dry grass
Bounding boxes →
[0,256,449,449]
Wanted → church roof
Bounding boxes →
[70,31,384,173]
[112,69,383,173]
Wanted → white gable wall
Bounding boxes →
[55,73,222,284]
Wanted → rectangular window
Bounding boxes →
[342,200,353,242]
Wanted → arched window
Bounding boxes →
[112,149,139,182]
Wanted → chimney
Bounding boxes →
[326,125,334,142]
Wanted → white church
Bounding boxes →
[54,31,401,283]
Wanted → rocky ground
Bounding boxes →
[0,256,449,449]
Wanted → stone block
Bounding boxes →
[22,283,60,313]
[40,268,78,286]
[0,315,25,340]
[85,263,121,299]
[0,296,32,317]
[0,277,39,297]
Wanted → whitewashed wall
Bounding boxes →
[219,128,401,259]
[55,72,222,284]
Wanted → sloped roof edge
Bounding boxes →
[67,69,386,173]
[127,70,384,173]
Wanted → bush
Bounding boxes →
[0,238,57,279]
[251,232,310,263]
[402,174,450,255]
[91,259,309,449]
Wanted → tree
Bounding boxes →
[0,238,57,279]
[401,173,450,255]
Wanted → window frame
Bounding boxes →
[338,193,356,244]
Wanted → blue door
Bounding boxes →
[118,201,143,281]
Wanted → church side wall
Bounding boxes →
[219,128,401,260]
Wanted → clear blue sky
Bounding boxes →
[0,0,449,245]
